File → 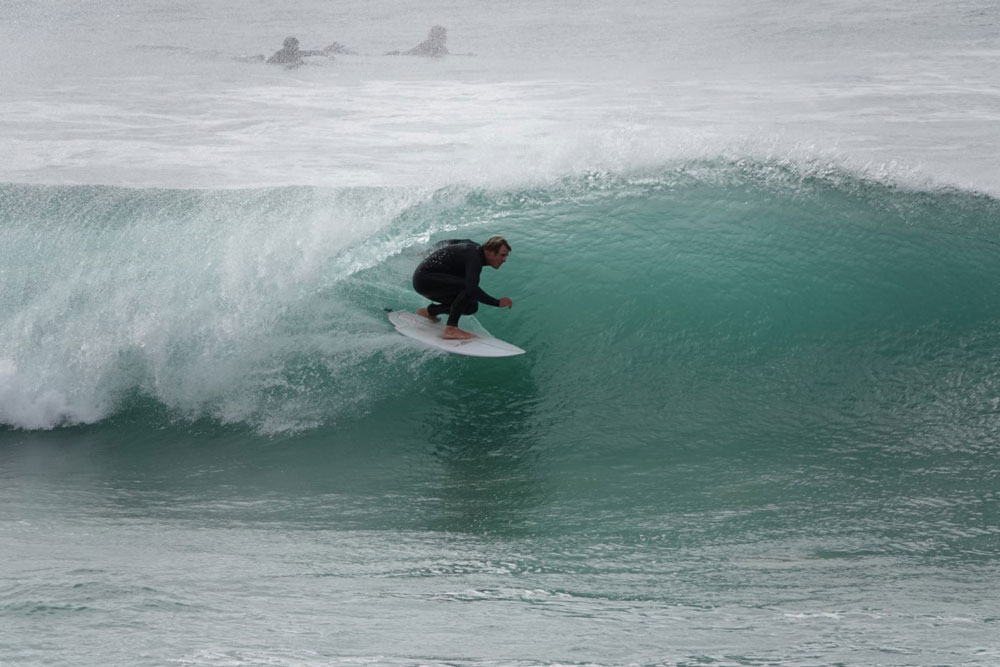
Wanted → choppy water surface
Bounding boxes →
[3,1,1000,665]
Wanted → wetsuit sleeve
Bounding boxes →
[443,246,500,325]
[465,247,500,307]
[475,286,500,307]
[463,247,480,298]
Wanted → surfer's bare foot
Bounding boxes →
[443,325,475,340]
[416,307,439,322]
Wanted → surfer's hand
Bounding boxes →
[499,297,513,308]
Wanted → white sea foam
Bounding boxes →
[0,0,997,193]
[0,183,435,431]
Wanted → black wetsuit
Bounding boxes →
[412,240,501,327]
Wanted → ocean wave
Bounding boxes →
[1,160,998,432]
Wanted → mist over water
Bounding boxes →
[2,0,998,191]
[3,2,1000,666]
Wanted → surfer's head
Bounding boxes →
[283,36,300,50]
[483,236,510,269]
[428,26,447,44]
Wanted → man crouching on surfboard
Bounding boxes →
[412,236,513,340]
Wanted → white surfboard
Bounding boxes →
[387,310,525,358]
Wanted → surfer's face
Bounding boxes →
[485,247,509,269]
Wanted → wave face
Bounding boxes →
[2,162,1000,443]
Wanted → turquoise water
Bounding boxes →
[3,164,1000,665]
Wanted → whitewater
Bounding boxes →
[2,1,1000,666]
[3,0,998,192]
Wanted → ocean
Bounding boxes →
[2,1,1000,665]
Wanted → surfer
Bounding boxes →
[387,25,450,57]
[266,37,329,67]
[412,237,513,340]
